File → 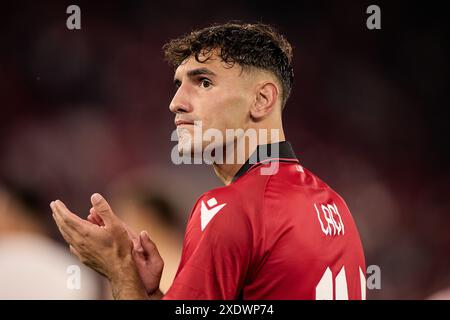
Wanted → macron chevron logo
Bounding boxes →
[200,197,226,231]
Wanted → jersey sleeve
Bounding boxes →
[163,197,253,300]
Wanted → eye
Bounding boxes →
[199,78,212,89]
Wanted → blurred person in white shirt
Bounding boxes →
[0,181,100,299]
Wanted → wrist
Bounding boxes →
[109,254,133,279]
[109,257,148,300]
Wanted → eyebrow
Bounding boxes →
[174,67,216,83]
[187,67,216,77]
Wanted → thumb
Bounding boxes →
[90,193,115,226]
[140,231,161,259]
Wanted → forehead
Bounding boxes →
[174,53,242,79]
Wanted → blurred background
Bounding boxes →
[0,0,448,299]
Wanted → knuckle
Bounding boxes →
[81,229,90,238]
[97,203,110,212]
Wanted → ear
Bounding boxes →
[250,82,279,121]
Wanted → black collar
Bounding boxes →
[232,141,298,182]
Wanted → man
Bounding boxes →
[51,22,366,300]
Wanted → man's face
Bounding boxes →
[169,52,255,156]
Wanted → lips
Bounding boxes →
[175,119,195,127]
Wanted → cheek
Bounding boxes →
[198,88,249,130]
[223,98,249,130]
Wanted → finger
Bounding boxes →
[69,245,84,262]
[87,213,97,225]
[50,201,91,245]
[93,209,105,227]
[70,245,80,257]
[140,231,162,260]
[51,207,75,244]
[90,193,116,226]
[52,200,90,230]
[88,209,104,226]
[51,202,71,239]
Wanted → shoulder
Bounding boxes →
[186,171,270,241]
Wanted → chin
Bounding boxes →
[177,131,202,158]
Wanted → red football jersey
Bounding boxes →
[164,142,366,300]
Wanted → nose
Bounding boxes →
[169,86,192,114]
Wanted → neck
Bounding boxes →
[213,128,286,185]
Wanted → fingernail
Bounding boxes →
[141,231,149,239]
[91,193,102,203]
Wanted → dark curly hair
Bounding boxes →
[163,22,294,108]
